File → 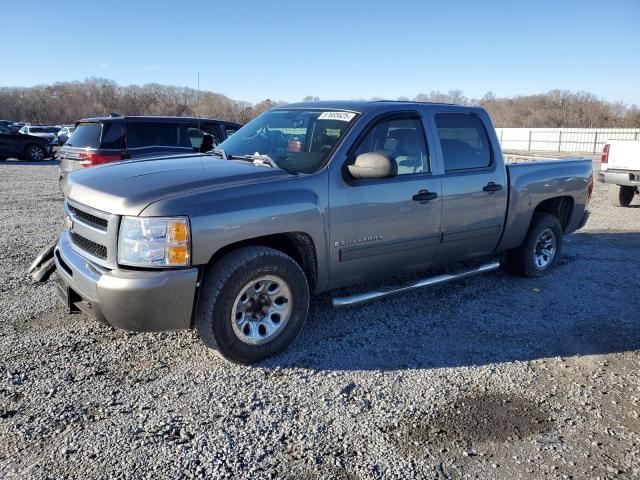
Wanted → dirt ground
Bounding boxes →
[0,158,638,479]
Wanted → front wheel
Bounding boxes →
[609,184,635,207]
[25,144,46,161]
[196,246,310,364]
[503,213,563,278]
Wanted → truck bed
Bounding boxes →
[497,157,593,252]
[502,150,592,164]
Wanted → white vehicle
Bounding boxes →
[597,140,640,207]
[57,125,75,145]
[19,126,59,145]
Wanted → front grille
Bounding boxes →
[68,204,108,231]
[70,231,107,259]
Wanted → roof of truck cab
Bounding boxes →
[279,100,474,113]
[76,116,242,126]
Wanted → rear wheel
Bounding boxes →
[25,144,45,161]
[503,213,563,277]
[196,246,310,364]
[609,184,635,207]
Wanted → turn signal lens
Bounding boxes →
[167,245,189,265]
[170,220,189,243]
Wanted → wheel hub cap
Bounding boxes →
[231,275,293,345]
[534,228,556,269]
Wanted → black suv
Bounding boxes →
[0,125,54,161]
[58,116,241,178]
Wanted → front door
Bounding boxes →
[328,112,442,288]
[434,112,508,263]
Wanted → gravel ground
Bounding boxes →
[1,158,639,479]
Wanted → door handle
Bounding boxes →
[412,189,438,204]
[482,182,503,193]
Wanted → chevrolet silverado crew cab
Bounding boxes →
[34,101,593,364]
[597,140,640,207]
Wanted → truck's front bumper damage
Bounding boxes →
[54,231,198,332]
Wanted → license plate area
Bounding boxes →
[55,274,81,313]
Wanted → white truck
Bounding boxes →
[598,140,640,207]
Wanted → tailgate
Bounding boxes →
[608,141,640,171]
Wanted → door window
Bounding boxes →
[187,125,221,149]
[126,123,186,148]
[435,113,492,171]
[352,116,429,175]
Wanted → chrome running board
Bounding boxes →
[332,261,500,307]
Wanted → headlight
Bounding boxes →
[118,216,190,267]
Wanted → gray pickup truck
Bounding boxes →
[33,101,593,364]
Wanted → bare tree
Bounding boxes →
[0,80,638,127]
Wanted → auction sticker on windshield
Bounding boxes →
[318,111,357,122]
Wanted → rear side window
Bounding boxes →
[125,123,188,149]
[66,123,102,148]
[435,113,491,171]
[100,122,125,149]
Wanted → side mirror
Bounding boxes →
[348,152,397,179]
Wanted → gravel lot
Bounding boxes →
[1,158,639,479]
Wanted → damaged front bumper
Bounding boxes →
[47,231,198,331]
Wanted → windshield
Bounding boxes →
[216,109,358,174]
[30,127,48,133]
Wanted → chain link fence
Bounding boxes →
[495,128,640,154]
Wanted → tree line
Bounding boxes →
[1,79,638,128]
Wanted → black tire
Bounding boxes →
[609,184,634,207]
[25,144,46,161]
[503,212,563,278]
[195,246,310,364]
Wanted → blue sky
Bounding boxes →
[2,0,639,105]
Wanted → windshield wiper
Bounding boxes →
[229,154,278,169]
[228,153,298,175]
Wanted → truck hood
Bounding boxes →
[63,154,290,215]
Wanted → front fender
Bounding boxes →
[141,173,329,290]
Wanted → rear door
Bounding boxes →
[328,111,442,287]
[434,112,507,263]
